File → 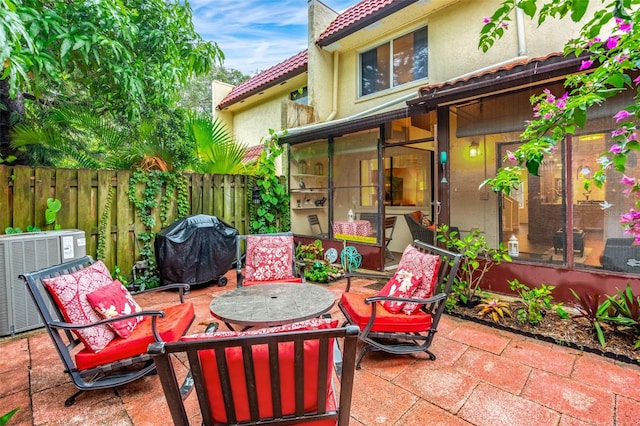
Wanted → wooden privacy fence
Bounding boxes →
[0,165,250,278]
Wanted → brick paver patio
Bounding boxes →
[1,270,640,425]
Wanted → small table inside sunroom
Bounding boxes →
[333,220,372,237]
[209,283,336,331]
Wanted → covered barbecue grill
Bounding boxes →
[155,215,238,287]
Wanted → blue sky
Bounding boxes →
[190,0,356,76]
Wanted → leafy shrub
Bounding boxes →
[436,225,511,306]
[570,289,611,348]
[509,279,567,325]
[605,283,640,349]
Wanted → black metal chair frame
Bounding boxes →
[338,240,463,368]
[149,325,360,426]
[404,213,435,245]
[235,232,304,287]
[19,255,193,406]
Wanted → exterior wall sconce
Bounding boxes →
[252,186,261,205]
[440,151,447,183]
[508,234,519,257]
[469,141,480,158]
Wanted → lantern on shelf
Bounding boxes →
[508,235,519,257]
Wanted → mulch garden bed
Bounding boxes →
[449,301,640,366]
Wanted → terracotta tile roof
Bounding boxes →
[417,52,567,94]
[242,144,263,164]
[317,0,417,47]
[217,50,308,110]
[408,52,586,108]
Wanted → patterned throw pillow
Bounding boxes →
[245,235,295,281]
[376,269,422,313]
[43,261,116,352]
[396,245,441,315]
[86,279,143,339]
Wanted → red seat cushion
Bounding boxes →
[186,319,338,425]
[75,302,194,371]
[340,292,432,333]
[242,277,303,287]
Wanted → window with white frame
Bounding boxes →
[360,27,428,96]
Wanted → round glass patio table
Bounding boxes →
[209,283,336,330]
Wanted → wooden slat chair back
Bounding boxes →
[338,240,463,368]
[383,216,397,260]
[149,325,360,426]
[307,214,328,238]
[235,232,304,287]
[19,256,194,406]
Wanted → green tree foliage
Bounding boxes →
[179,65,250,114]
[479,0,640,239]
[11,104,194,170]
[1,0,223,162]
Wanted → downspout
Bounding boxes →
[325,51,339,121]
[516,6,527,56]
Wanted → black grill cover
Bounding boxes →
[155,215,238,285]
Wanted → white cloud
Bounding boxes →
[191,0,356,75]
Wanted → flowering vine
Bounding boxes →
[479,0,640,241]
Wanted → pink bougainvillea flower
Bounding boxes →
[549,145,557,154]
[579,59,594,70]
[610,144,623,154]
[606,36,619,50]
[620,175,636,185]
[500,22,509,29]
[615,54,629,64]
[614,110,630,122]
[616,18,632,33]
[628,132,638,142]
[556,92,569,109]
[587,36,601,47]
[612,127,627,137]
[483,17,491,24]
[532,105,541,118]
[506,150,517,163]
[634,75,640,86]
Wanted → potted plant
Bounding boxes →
[295,240,343,283]
[436,225,511,308]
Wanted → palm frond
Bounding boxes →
[186,113,248,174]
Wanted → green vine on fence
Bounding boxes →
[96,187,115,261]
[127,169,189,289]
[249,129,290,234]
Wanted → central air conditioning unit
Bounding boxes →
[0,230,87,336]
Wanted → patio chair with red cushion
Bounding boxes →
[19,256,195,406]
[338,240,463,368]
[235,232,304,287]
[149,319,360,426]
